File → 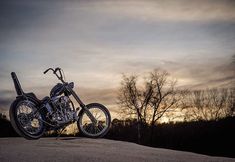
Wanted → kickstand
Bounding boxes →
[56,126,66,140]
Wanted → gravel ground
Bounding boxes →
[0,137,234,162]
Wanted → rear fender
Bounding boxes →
[16,94,40,107]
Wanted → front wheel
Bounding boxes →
[77,103,111,138]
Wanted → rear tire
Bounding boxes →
[9,98,45,139]
[77,103,111,138]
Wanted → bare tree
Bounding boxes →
[118,75,152,143]
[147,69,180,141]
[224,88,235,117]
[209,88,228,120]
[182,88,235,121]
[118,69,181,142]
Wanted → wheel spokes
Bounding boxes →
[80,107,109,136]
[16,101,43,135]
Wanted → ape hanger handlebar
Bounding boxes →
[43,67,65,83]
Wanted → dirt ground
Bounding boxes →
[0,137,234,162]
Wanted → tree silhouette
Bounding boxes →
[118,69,182,143]
[182,88,235,121]
[118,75,152,143]
[147,69,181,141]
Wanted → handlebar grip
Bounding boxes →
[43,68,54,74]
[43,69,50,74]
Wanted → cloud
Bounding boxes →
[0,98,12,107]
[77,87,117,105]
[0,0,63,44]
[0,90,15,113]
[88,0,235,23]
[172,54,235,89]
[1,0,235,94]
[232,54,235,68]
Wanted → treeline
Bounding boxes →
[0,114,18,137]
[182,88,235,121]
[106,117,235,158]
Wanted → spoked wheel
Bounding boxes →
[78,103,111,138]
[10,98,45,139]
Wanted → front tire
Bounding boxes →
[77,103,111,138]
[9,98,45,139]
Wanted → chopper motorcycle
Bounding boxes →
[9,67,111,139]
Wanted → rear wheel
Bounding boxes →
[77,103,111,138]
[9,98,45,139]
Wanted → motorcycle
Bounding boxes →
[9,67,111,139]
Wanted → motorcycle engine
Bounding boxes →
[47,96,74,125]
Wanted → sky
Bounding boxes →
[0,0,235,118]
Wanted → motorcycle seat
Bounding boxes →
[25,92,49,103]
[25,92,37,99]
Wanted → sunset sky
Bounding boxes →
[0,0,235,118]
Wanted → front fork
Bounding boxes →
[69,87,97,124]
[83,107,97,124]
